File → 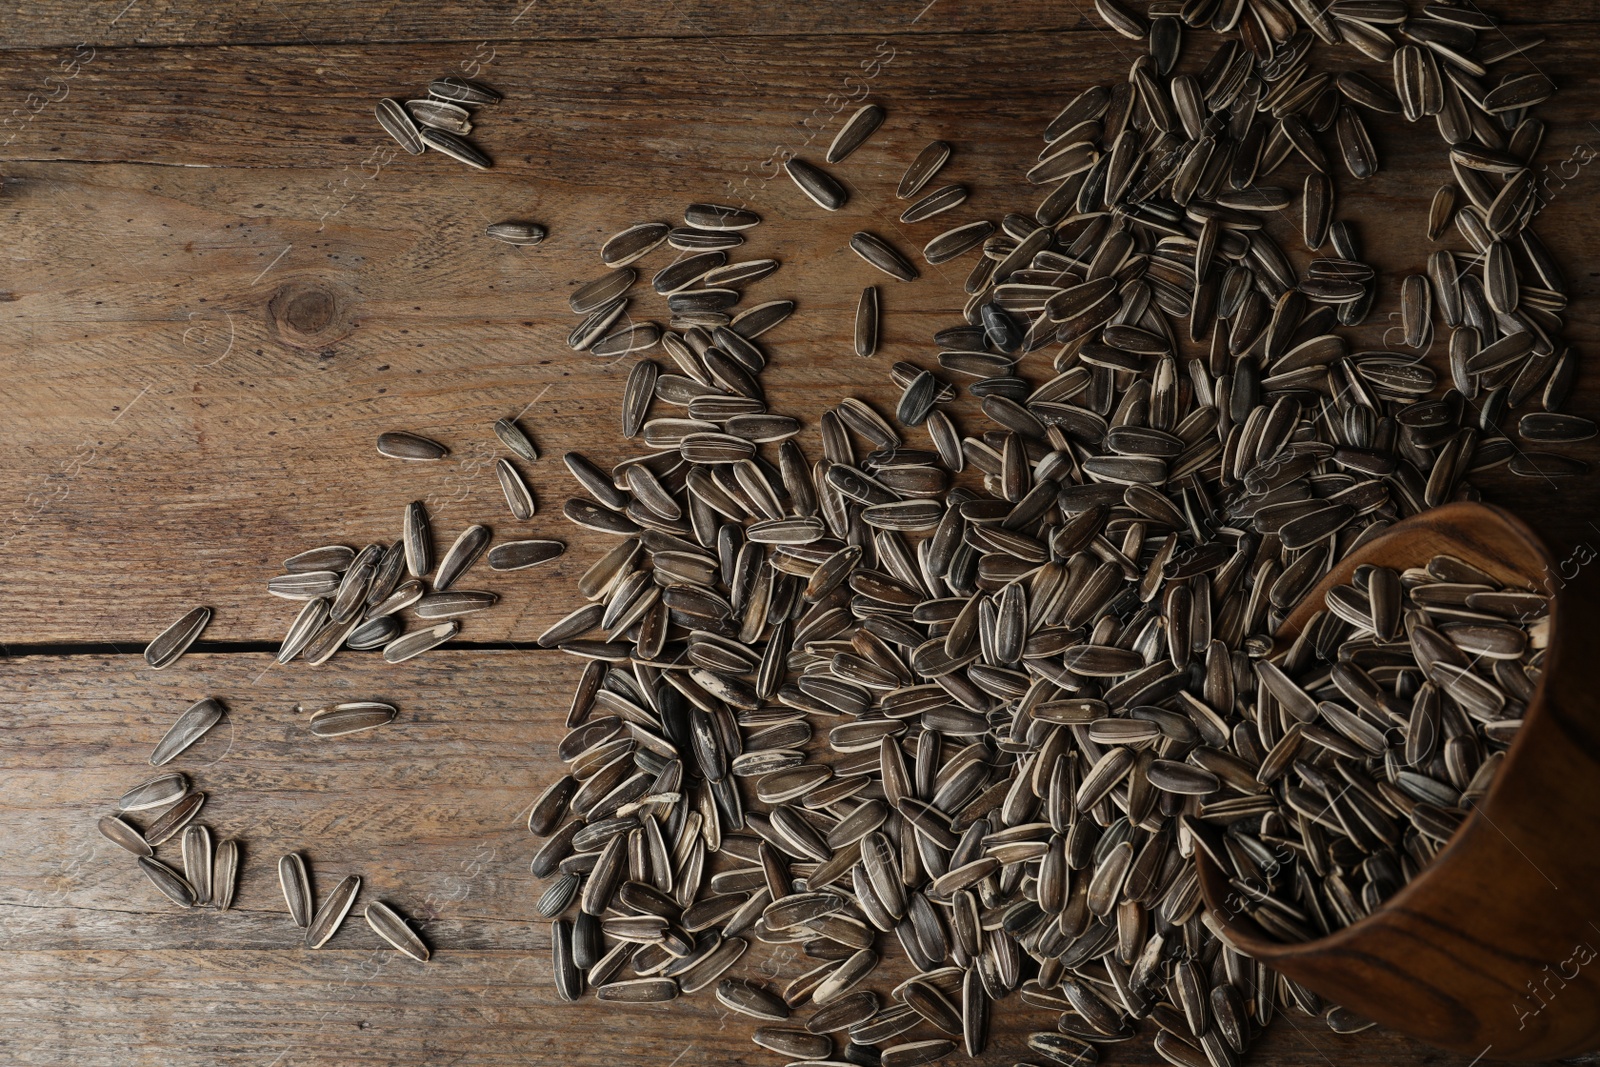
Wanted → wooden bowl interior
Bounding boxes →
[1197,501,1554,961]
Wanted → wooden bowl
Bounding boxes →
[1195,501,1600,1060]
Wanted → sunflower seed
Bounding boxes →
[306,875,361,949]
[375,98,424,154]
[730,300,796,338]
[591,322,661,359]
[143,792,203,847]
[419,127,491,169]
[98,814,151,856]
[329,544,381,623]
[144,606,211,670]
[487,539,566,570]
[485,221,545,245]
[149,698,224,766]
[308,701,397,737]
[570,298,630,350]
[718,977,790,1019]
[279,853,312,926]
[492,457,537,520]
[401,501,433,578]
[344,614,399,651]
[1095,0,1146,37]
[754,1028,832,1059]
[685,204,761,231]
[604,222,671,267]
[429,76,500,105]
[382,621,459,664]
[303,614,362,666]
[366,900,430,962]
[407,97,472,134]
[851,233,918,282]
[925,221,994,265]
[415,590,498,618]
[138,857,195,908]
[435,524,490,590]
[119,772,188,812]
[1484,73,1553,114]
[900,184,968,224]
[377,431,448,461]
[182,824,213,905]
[213,838,239,910]
[786,158,848,211]
[827,103,885,163]
[571,269,637,314]
[899,141,952,199]
[855,287,879,358]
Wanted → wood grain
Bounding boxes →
[0,650,1565,1067]
[0,0,1592,51]
[0,3,1098,51]
[0,29,1596,647]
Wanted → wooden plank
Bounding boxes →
[0,28,1596,646]
[0,650,1555,1066]
[0,0,1591,52]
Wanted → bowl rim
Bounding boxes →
[1195,500,1555,961]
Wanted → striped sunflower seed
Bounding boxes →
[603,222,670,267]
[382,621,459,664]
[488,539,566,570]
[213,838,239,910]
[418,127,491,169]
[149,698,224,766]
[366,900,431,962]
[485,221,545,245]
[855,287,879,358]
[144,606,211,670]
[827,103,885,163]
[98,814,152,857]
[684,204,761,231]
[377,431,448,461]
[181,824,213,905]
[138,856,195,908]
[428,76,500,104]
[435,524,490,590]
[900,184,968,224]
[308,701,397,737]
[306,875,361,949]
[850,232,918,282]
[785,158,848,211]
[407,97,472,134]
[375,98,424,154]
[279,853,312,927]
[119,772,187,812]
[898,141,952,199]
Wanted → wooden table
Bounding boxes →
[2,2,1597,1065]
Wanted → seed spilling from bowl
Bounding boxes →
[527,0,1572,1062]
[107,2,1578,1060]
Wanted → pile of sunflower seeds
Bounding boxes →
[376,75,502,170]
[522,1,1574,1065]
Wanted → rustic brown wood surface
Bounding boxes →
[1,1,1598,1065]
